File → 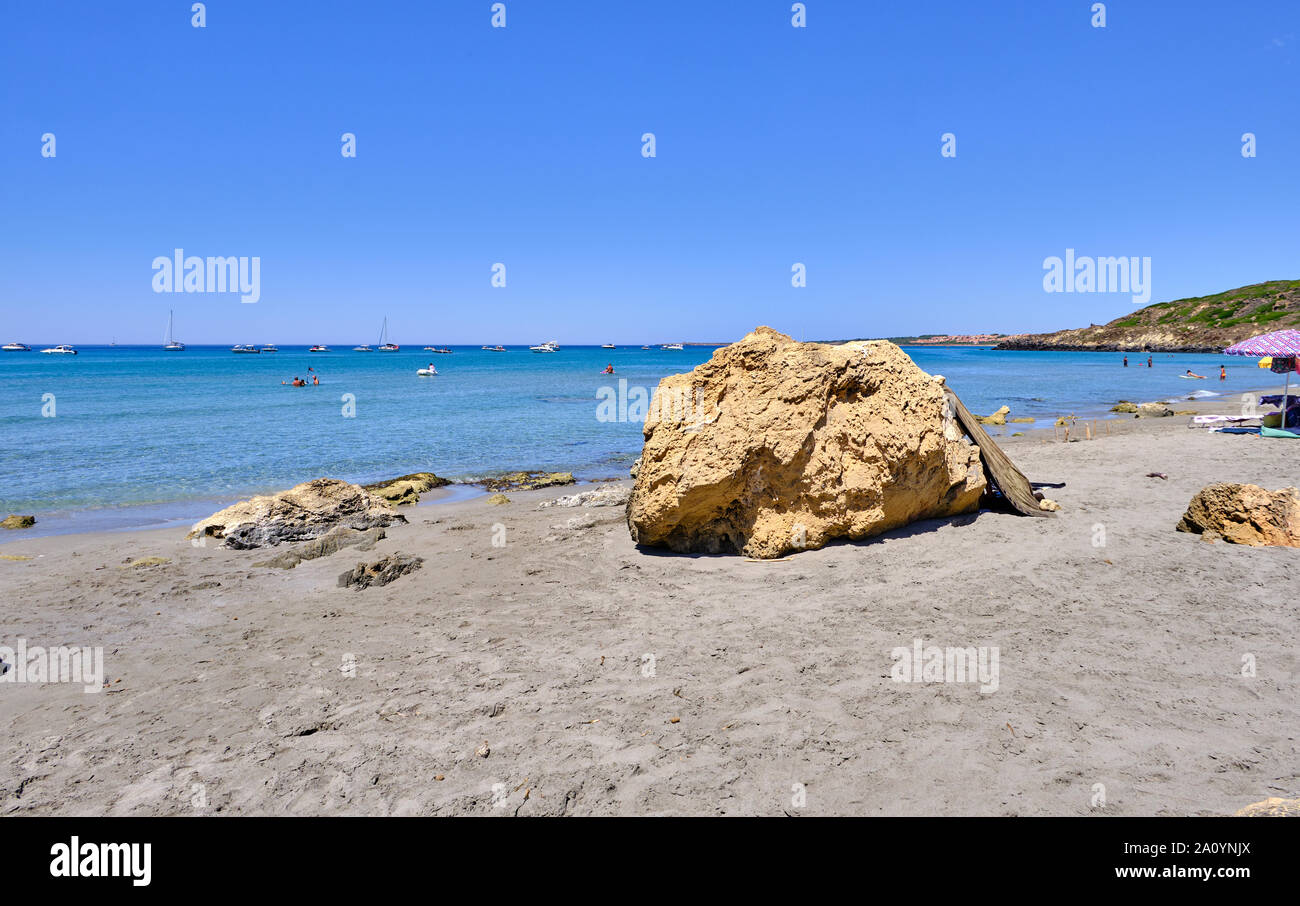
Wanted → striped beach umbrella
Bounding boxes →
[1225,329,1300,432]
[1224,328,1300,358]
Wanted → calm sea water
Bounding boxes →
[0,343,1257,534]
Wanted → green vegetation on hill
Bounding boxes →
[998,280,1300,352]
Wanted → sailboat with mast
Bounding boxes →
[163,310,185,351]
[378,317,399,351]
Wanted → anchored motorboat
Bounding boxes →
[231,344,261,354]
[41,345,77,355]
[2,342,31,352]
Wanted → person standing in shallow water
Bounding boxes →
[1220,365,1226,380]
[1123,356,1128,367]
[1147,356,1153,368]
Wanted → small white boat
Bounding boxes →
[417,366,438,376]
[353,344,372,352]
[530,341,559,353]
[309,345,329,352]
[261,344,278,353]
[2,342,31,352]
[601,344,615,349]
[163,310,185,351]
[424,346,453,354]
[41,345,77,355]
[231,344,260,354]
[482,345,506,352]
[662,343,684,351]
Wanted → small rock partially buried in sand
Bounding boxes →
[1110,401,1139,414]
[337,552,424,589]
[485,494,511,506]
[1235,797,1300,816]
[1176,483,1300,548]
[124,556,170,569]
[1,515,35,530]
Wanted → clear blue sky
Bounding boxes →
[2,1,1297,345]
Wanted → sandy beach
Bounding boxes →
[1,387,1296,817]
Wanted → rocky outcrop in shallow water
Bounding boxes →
[363,472,449,506]
[188,478,403,549]
[473,471,575,492]
[1,515,35,530]
[627,327,987,559]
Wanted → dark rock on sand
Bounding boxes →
[1,515,35,530]
[188,478,403,549]
[363,472,450,506]
[337,552,424,589]
[255,526,386,569]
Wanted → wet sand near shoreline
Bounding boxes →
[0,390,1296,816]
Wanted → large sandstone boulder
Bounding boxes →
[1176,483,1300,547]
[188,478,403,549]
[1235,797,1300,817]
[627,327,987,558]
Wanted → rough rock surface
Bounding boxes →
[485,494,511,506]
[976,405,1010,426]
[337,552,424,589]
[254,526,385,569]
[1235,797,1300,817]
[539,486,632,509]
[363,472,449,506]
[474,471,575,492]
[627,327,987,558]
[1137,402,1173,418]
[188,478,403,549]
[1176,483,1300,547]
[1110,401,1138,413]
[1,515,35,529]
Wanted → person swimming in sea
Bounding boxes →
[1185,369,1206,379]
[603,364,614,374]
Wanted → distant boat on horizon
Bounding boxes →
[163,310,185,351]
[261,344,278,353]
[601,343,616,349]
[41,344,77,355]
[661,343,684,350]
[482,345,506,352]
[309,344,330,352]
[530,341,559,353]
[2,342,31,352]
[231,344,260,354]
[378,317,399,351]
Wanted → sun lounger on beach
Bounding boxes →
[1189,414,1257,427]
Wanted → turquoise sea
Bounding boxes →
[0,343,1256,536]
